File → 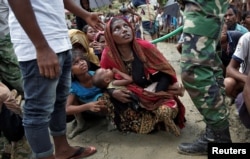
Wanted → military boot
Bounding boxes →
[177,126,232,155]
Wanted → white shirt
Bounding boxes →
[232,32,250,74]
[8,0,72,61]
[156,13,163,26]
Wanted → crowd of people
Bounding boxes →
[1,0,250,159]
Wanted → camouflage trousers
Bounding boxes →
[180,33,230,129]
[0,34,23,95]
[0,136,31,159]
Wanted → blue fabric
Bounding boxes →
[70,71,103,103]
[20,51,71,158]
[221,31,243,67]
[235,24,248,34]
[232,54,244,64]
[131,0,146,7]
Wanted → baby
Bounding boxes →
[92,68,140,111]
[93,68,184,110]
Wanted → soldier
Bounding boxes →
[0,0,23,96]
[176,0,232,155]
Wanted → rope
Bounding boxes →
[150,25,183,44]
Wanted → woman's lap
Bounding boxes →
[106,97,182,134]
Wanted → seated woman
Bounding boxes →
[100,17,186,136]
[66,50,111,139]
[68,29,100,71]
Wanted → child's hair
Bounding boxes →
[72,48,89,66]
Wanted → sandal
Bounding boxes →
[67,146,97,159]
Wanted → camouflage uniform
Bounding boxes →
[177,0,232,155]
[181,0,229,130]
[0,34,23,95]
[0,1,28,158]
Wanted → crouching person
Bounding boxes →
[0,82,31,159]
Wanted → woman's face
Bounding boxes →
[86,26,98,42]
[111,19,133,45]
[71,53,89,75]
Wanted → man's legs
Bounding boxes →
[178,33,231,155]
[20,58,57,158]
[20,51,96,159]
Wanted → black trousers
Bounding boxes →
[0,105,24,142]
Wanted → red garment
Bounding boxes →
[127,84,176,110]
[100,18,185,129]
[101,39,177,83]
